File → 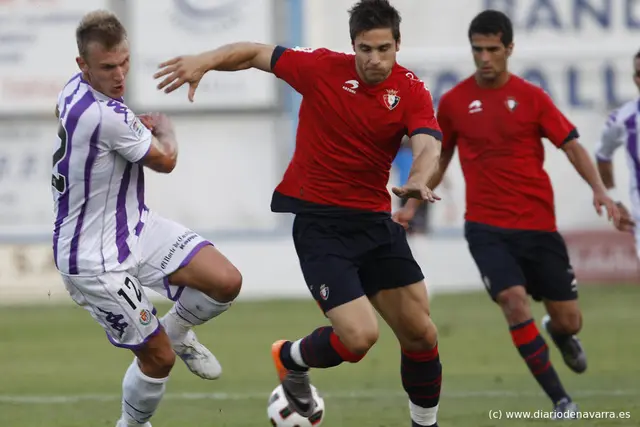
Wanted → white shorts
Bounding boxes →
[62,211,211,349]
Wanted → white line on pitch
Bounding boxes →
[0,389,636,404]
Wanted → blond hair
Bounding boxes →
[76,10,127,58]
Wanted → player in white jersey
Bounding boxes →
[595,50,640,256]
[52,11,243,427]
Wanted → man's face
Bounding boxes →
[470,33,512,83]
[77,39,130,99]
[352,28,399,85]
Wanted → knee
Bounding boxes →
[496,287,531,324]
[209,264,242,303]
[400,315,439,352]
[336,323,379,358]
[551,310,582,335]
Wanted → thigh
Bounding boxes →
[136,211,212,300]
[368,281,435,351]
[62,271,159,349]
[464,221,526,301]
[292,216,366,313]
[358,220,424,297]
[521,231,578,302]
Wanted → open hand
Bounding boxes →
[392,207,416,230]
[154,55,208,102]
[138,113,155,131]
[392,182,440,202]
[613,201,635,232]
[593,190,621,228]
[138,113,174,138]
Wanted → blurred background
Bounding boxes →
[0,0,638,303]
[1,2,640,426]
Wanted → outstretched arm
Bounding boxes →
[562,139,619,224]
[594,116,634,231]
[400,146,455,215]
[392,133,442,202]
[154,43,277,101]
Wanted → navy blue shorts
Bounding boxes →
[464,221,578,302]
[292,214,425,312]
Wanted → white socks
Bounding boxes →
[160,288,231,342]
[410,401,439,426]
[290,339,308,368]
[121,358,169,425]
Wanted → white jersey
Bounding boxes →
[595,98,640,212]
[52,74,152,275]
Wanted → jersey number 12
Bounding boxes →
[52,123,69,193]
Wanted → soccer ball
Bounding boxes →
[267,384,325,426]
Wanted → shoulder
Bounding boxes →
[435,76,476,113]
[279,46,346,64]
[511,75,551,101]
[394,65,425,88]
[97,98,135,129]
[607,99,639,126]
[440,76,476,101]
[392,65,432,99]
[57,73,83,105]
[60,86,101,128]
[98,99,148,141]
[508,76,560,117]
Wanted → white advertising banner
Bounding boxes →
[305,0,640,50]
[129,0,277,111]
[0,0,110,115]
[0,114,281,241]
[0,120,57,237]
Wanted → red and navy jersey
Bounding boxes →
[438,74,578,232]
[270,46,441,215]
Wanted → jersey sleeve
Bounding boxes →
[404,81,442,140]
[271,46,331,95]
[536,89,579,148]
[595,112,625,161]
[435,92,457,150]
[100,102,152,163]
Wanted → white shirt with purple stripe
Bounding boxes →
[596,98,640,217]
[52,74,152,275]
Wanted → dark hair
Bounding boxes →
[635,49,640,60]
[348,0,401,43]
[468,10,513,46]
[76,10,127,58]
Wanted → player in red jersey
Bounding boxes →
[395,10,620,418]
[154,1,443,426]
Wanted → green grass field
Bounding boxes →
[1,285,639,427]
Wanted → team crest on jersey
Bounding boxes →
[505,97,518,112]
[129,116,147,139]
[139,309,152,326]
[383,89,401,110]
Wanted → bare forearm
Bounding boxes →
[407,136,441,186]
[427,151,454,190]
[202,42,265,72]
[564,141,606,193]
[597,160,615,189]
[153,134,178,160]
[404,146,453,212]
